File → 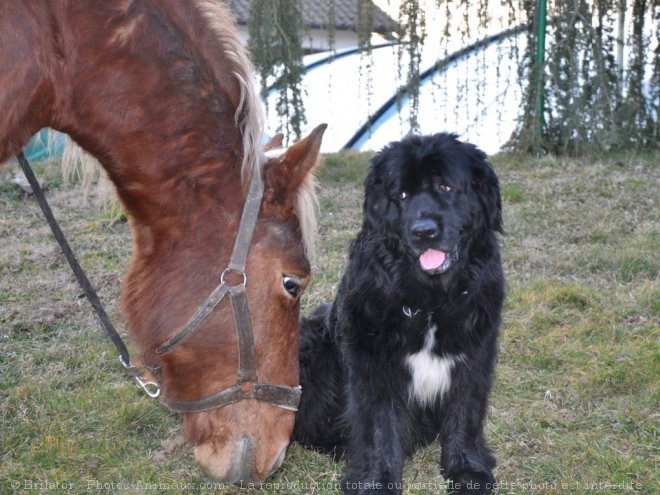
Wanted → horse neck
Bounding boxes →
[44,1,252,229]
[0,0,260,262]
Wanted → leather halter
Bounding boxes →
[16,150,300,413]
[146,156,302,413]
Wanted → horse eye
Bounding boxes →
[282,276,301,298]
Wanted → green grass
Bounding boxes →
[1,150,658,494]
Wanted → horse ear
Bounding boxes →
[263,133,284,152]
[263,124,326,209]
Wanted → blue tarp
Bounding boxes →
[23,129,66,162]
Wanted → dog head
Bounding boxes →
[363,133,502,276]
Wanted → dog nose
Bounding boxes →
[411,219,440,240]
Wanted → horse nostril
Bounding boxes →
[411,219,440,240]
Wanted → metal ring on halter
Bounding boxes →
[120,356,161,398]
[220,267,247,287]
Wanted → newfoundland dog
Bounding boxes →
[293,133,505,494]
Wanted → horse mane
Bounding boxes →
[195,0,264,180]
[296,173,318,262]
[57,0,264,196]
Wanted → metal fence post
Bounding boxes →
[534,0,548,152]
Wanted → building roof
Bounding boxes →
[228,0,397,34]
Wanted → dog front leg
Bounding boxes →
[342,359,407,495]
[438,369,496,494]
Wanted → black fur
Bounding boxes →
[293,133,505,495]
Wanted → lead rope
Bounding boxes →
[15,151,160,398]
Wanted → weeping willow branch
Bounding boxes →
[397,0,426,132]
[327,0,336,55]
[244,0,657,154]
[248,0,306,141]
[618,0,654,148]
[513,0,658,154]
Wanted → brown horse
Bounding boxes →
[0,0,325,483]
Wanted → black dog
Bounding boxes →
[293,133,505,494]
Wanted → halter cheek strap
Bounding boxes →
[149,158,302,413]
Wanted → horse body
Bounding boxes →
[1,0,324,482]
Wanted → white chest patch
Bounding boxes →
[405,325,459,407]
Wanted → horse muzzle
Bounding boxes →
[195,434,289,485]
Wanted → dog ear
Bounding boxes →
[362,159,387,229]
[471,153,503,233]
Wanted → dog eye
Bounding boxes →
[282,275,303,299]
[398,191,408,200]
[439,184,453,193]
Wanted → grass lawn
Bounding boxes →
[0,149,658,494]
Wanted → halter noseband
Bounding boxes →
[146,156,302,413]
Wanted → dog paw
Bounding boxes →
[446,471,495,494]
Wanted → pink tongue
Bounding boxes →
[419,249,446,271]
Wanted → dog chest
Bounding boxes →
[405,324,460,407]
